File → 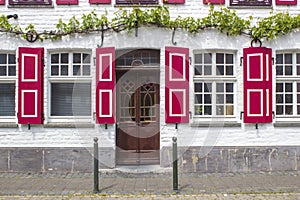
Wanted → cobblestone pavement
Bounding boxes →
[0,170,299,199]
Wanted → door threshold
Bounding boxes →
[114,165,171,174]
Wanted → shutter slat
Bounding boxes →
[18,47,44,124]
[165,46,189,123]
[243,47,272,123]
[96,47,115,124]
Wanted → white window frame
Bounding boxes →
[47,50,93,123]
[275,51,300,121]
[192,50,238,123]
[0,52,17,123]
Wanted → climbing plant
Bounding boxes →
[1,6,300,42]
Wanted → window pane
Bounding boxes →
[298,106,300,115]
[285,83,292,92]
[285,65,292,75]
[8,54,16,64]
[226,66,233,76]
[276,66,283,76]
[204,106,212,115]
[204,83,212,92]
[298,83,300,92]
[61,53,68,64]
[285,94,292,103]
[0,54,6,64]
[51,83,91,116]
[8,66,16,76]
[194,54,202,64]
[297,66,300,76]
[297,54,300,64]
[0,66,6,76]
[216,66,224,75]
[216,53,224,64]
[276,105,283,115]
[226,105,234,115]
[61,65,68,75]
[276,94,283,103]
[195,83,202,92]
[204,94,211,104]
[83,65,90,76]
[226,54,233,64]
[298,94,300,103]
[276,54,283,64]
[51,65,59,76]
[83,54,90,64]
[276,83,283,92]
[216,105,224,115]
[73,65,81,76]
[285,54,292,64]
[0,83,15,116]
[204,65,212,75]
[285,105,293,115]
[204,53,212,64]
[226,83,234,92]
[226,94,233,104]
[195,94,202,104]
[51,54,59,64]
[195,105,202,115]
[216,94,224,104]
[73,53,81,63]
[216,83,224,92]
[195,65,202,75]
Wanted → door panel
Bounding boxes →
[116,69,160,165]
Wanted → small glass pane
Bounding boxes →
[8,66,16,76]
[0,54,6,64]
[195,94,202,104]
[83,65,90,76]
[73,53,81,63]
[73,65,81,76]
[204,94,211,104]
[297,66,300,76]
[276,66,283,76]
[276,83,283,92]
[226,105,234,115]
[216,94,224,104]
[285,65,292,75]
[204,65,212,75]
[226,54,233,64]
[298,106,300,115]
[195,65,202,75]
[216,53,224,64]
[276,54,283,64]
[285,54,292,64]
[297,54,300,64]
[61,65,68,75]
[216,106,224,115]
[0,66,6,76]
[61,53,68,64]
[285,105,293,115]
[226,83,234,92]
[276,105,283,115]
[297,94,300,103]
[194,54,202,64]
[51,54,59,64]
[194,83,202,92]
[298,83,300,92]
[8,54,16,64]
[83,54,90,64]
[285,83,292,92]
[204,106,212,115]
[226,94,234,104]
[226,66,233,76]
[204,83,212,92]
[216,83,224,92]
[204,53,212,64]
[195,105,202,115]
[216,66,224,75]
[276,94,283,103]
[51,65,59,76]
[285,94,292,103]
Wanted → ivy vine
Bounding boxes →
[1,6,300,43]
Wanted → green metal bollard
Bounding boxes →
[93,137,99,193]
[172,136,178,193]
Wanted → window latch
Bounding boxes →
[240,111,244,120]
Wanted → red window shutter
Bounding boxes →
[203,0,225,4]
[164,0,184,4]
[56,0,78,5]
[165,46,189,123]
[18,47,44,124]
[96,47,115,124]
[276,0,296,4]
[243,47,272,123]
[0,0,5,5]
[89,0,111,4]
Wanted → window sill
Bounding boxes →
[114,4,159,7]
[8,4,54,8]
[274,122,300,127]
[228,5,272,9]
[0,123,18,128]
[191,122,241,127]
[44,123,95,128]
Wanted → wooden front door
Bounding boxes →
[116,69,160,165]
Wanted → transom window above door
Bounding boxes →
[116,49,160,67]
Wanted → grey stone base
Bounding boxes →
[161,146,300,173]
[0,147,115,172]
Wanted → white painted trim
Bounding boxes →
[99,89,112,117]
[247,89,263,117]
[266,89,270,117]
[247,53,263,82]
[169,53,186,81]
[21,90,38,118]
[99,53,112,82]
[169,89,186,117]
[266,54,269,81]
[21,54,38,82]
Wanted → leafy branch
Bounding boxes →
[1,6,300,42]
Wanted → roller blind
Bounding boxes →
[0,83,15,116]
